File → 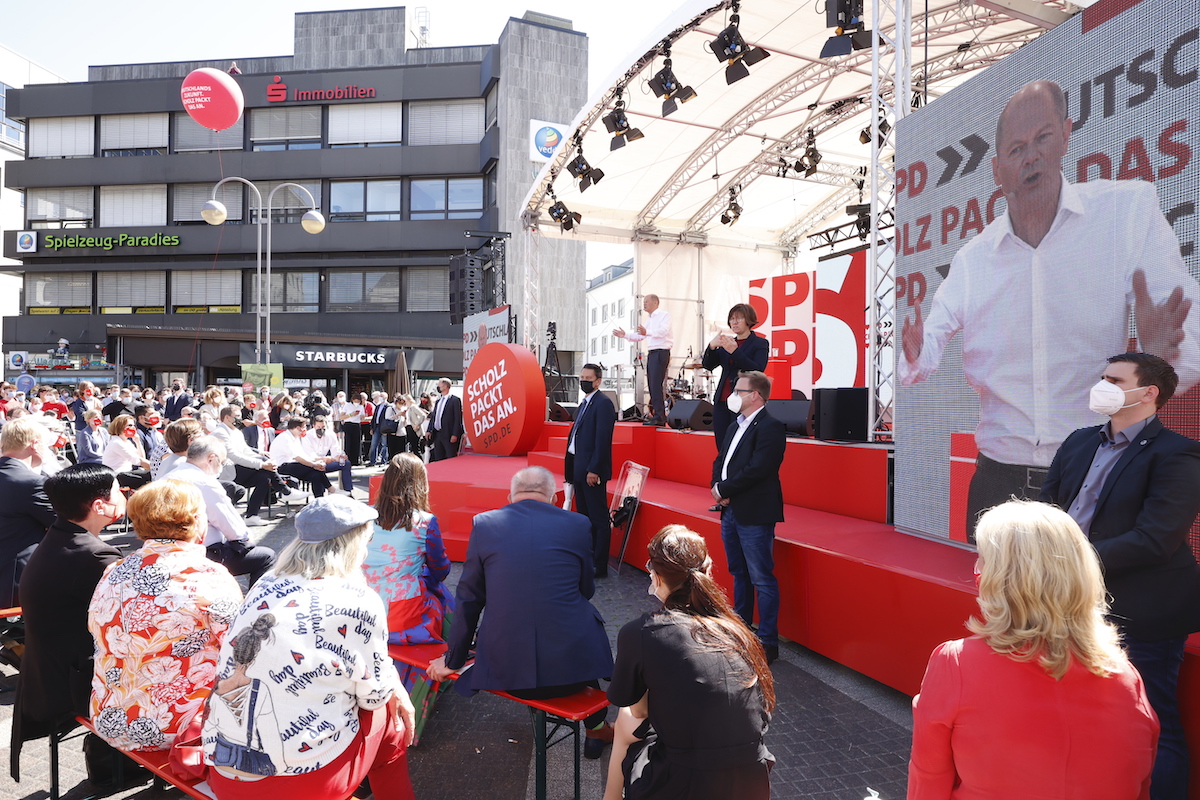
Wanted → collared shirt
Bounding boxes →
[899,177,1200,467]
[625,307,674,351]
[304,429,344,460]
[268,430,309,466]
[567,391,595,455]
[169,462,250,546]
[1067,415,1153,536]
[434,394,447,430]
[721,405,764,482]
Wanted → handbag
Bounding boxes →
[168,705,208,780]
[381,417,400,435]
[208,679,277,777]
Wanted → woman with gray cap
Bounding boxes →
[203,495,416,800]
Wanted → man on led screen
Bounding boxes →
[899,79,1200,538]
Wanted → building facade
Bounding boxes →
[1,7,587,395]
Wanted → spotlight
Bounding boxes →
[709,4,770,85]
[794,129,822,177]
[820,0,872,58]
[859,116,891,148]
[566,151,604,192]
[720,187,742,226]
[648,51,697,117]
[602,98,644,150]
[847,202,872,241]
[548,200,582,232]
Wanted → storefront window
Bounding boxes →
[327,269,400,313]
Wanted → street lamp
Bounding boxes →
[203,177,325,364]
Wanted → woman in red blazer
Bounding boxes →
[909,500,1159,800]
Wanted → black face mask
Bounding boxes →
[579,379,596,394]
[316,429,326,437]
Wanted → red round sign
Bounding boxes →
[464,343,546,456]
[180,68,244,132]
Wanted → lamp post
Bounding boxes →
[202,178,325,364]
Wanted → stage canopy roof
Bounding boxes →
[522,0,1091,253]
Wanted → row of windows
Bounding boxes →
[26,176,487,228]
[590,336,626,356]
[24,267,449,314]
[0,82,25,150]
[26,100,485,158]
[590,299,627,325]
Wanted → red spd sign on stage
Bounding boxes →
[464,343,545,456]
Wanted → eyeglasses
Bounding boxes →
[733,388,756,395]
[645,560,654,573]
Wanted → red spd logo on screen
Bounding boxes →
[464,343,546,456]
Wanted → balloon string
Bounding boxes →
[188,130,230,378]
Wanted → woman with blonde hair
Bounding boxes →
[401,394,427,457]
[88,480,242,753]
[604,525,775,800]
[909,500,1158,799]
[101,414,150,489]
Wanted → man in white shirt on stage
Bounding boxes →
[303,415,359,496]
[615,294,674,426]
[899,79,1200,539]
[268,417,333,497]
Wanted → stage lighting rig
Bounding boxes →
[709,1,770,85]
[602,90,644,151]
[820,0,873,58]
[546,186,582,232]
[720,187,743,226]
[858,115,891,147]
[648,47,697,117]
[847,202,872,240]
[793,129,822,177]
[566,143,604,192]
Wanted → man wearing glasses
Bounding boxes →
[710,370,786,663]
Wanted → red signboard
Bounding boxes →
[464,343,546,456]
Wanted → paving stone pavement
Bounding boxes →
[1,466,915,800]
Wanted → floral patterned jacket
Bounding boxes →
[88,538,243,751]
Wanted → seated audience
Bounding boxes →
[302,415,356,495]
[605,525,775,800]
[134,403,166,463]
[169,436,276,586]
[9,464,141,789]
[908,500,1159,799]
[75,409,110,465]
[88,480,243,752]
[269,417,333,498]
[214,406,305,522]
[101,414,151,490]
[203,495,416,799]
[429,466,614,758]
[0,418,57,607]
[153,417,201,480]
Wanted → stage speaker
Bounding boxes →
[765,399,811,436]
[621,405,643,421]
[544,373,578,404]
[810,387,868,441]
[449,254,487,324]
[667,399,714,431]
[549,401,578,421]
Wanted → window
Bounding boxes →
[618,337,625,351]
[408,99,484,146]
[172,271,241,312]
[0,82,25,151]
[328,102,402,147]
[404,267,450,312]
[27,187,94,228]
[601,337,608,354]
[591,308,597,325]
[28,116,94,158]
[410,177,483,220]
[327,269,401,313]
[329,179,403,222]
[98,271,166,312]
[485,85,498,130]
[100,113,168,156]
[591,338,597,356]
[258,271,319,313]
[251,180,321,224]
[618,298,625,317]
[25,272,91,311]
[173,111,243,153]
[100,185,167,227]
[173,183,243,224]
[602,305,608,322]
[249,106,321,150]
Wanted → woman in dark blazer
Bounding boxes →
[702,303,770,449]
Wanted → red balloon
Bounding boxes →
[180,68,244,132]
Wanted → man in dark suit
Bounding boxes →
[1041,352,1200,800]
[711,370,786,663]
[428,466,614,756]
[10,464,146,789]
[163,380,192,421]
[134,403,166,459]
[565,363,617,577]
[0,419,56,608]
[242,409,276,454]
[426,378,463,462]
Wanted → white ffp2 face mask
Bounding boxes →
[727,393,743,414]
[1088,380,1142,416]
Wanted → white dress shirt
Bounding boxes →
[720,405,763,482]
[304,429,344,460]
[269,430,310,465]
[625,307,674,350]
[168,462,249,546]
[101,436,143,473]
[900,177,1200,467]
[566,392,595,456]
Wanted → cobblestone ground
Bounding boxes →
[1,466,914,800]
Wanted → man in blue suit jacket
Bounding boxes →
[565,363,617,577]
[429,467,614,750]
[163,381,192,421]
[712,370,786,664]
[1041,352,1200,800]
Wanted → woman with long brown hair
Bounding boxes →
[362,453,454,743]
[605,525,775,800]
